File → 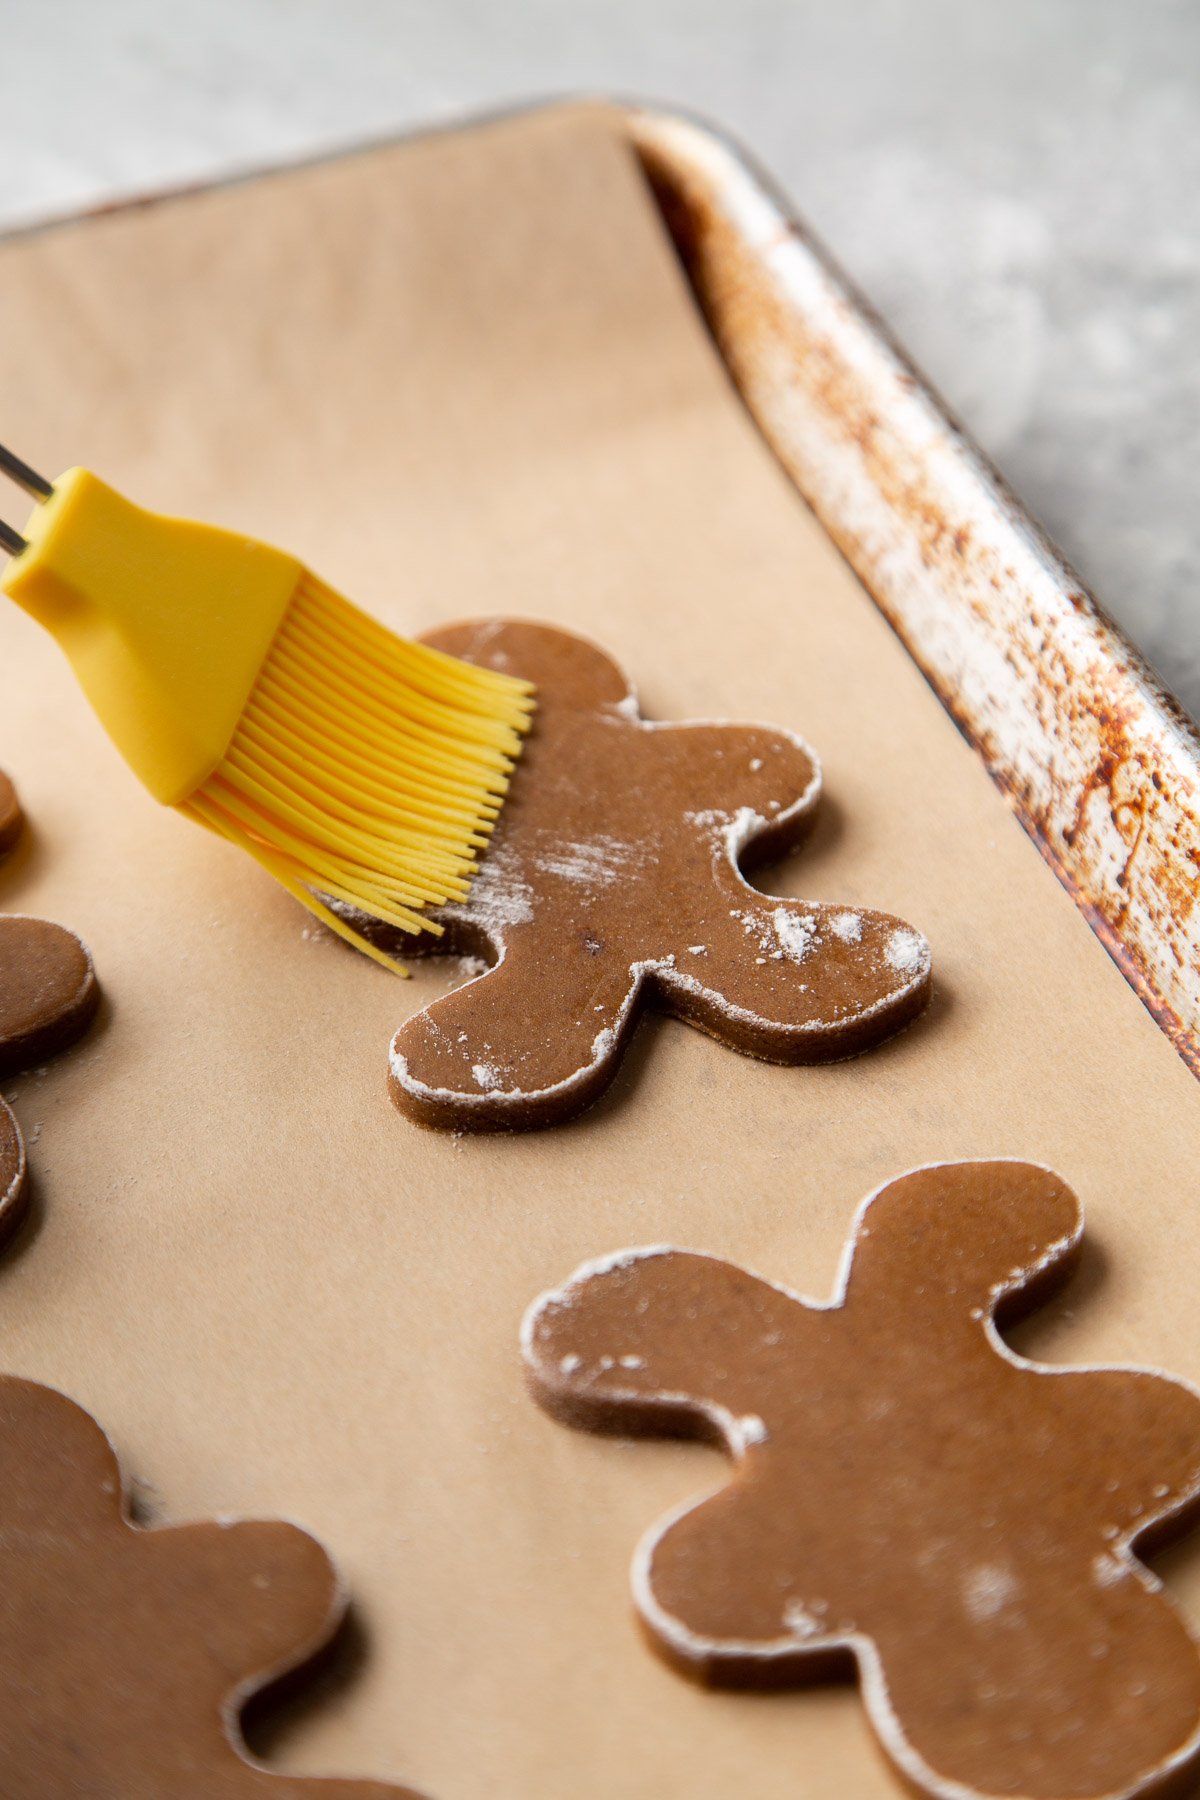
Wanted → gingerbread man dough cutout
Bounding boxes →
[524,1162,1200,1800]
[388,621,931,1129]
[0,768,99,1235]
[0,1375,424,1797]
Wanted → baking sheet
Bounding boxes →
[0,101,1198,1799]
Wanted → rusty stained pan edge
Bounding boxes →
[627,105,1200,1079]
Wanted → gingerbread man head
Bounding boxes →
[388,620,931,1129]
[524,1163,1200,1800]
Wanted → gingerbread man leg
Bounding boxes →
[656,883,930,1063]
[390,936,651,1130]
[867,1546,1200,1800]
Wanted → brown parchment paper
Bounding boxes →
[0,103,1198,1800]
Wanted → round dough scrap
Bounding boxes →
[0,1098,25,1244]
[0,915,99,1080]
[0,770,21,860]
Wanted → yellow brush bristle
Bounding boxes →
[181,576,533,973]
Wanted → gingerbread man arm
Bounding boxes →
[1038,1365,1200,1548]
[523,1247,803,1444]
[139,1517,343,1699]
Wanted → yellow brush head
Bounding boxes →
[2,464,533,972]
[183,576,532,971]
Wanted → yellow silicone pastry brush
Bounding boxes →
[0,445,533,972]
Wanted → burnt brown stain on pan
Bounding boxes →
[632,114,1200,1078]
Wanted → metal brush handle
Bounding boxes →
[0,442,53,554]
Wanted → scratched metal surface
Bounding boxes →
[629,106,1200,1078]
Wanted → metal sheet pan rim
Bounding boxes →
[627,102,1200,1080]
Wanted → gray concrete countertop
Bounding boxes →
[7,0,1199,714]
